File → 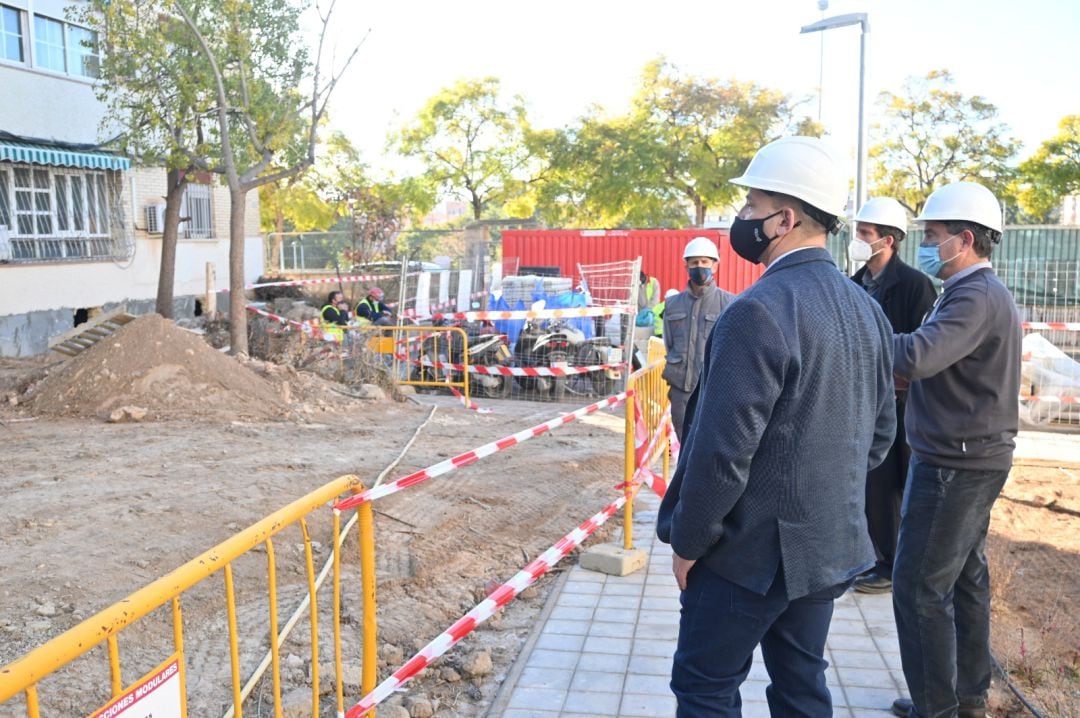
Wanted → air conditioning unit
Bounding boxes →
[145,204,166,235]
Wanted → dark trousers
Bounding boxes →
[865,395,910,579]
[672,564,846,718]
[670,386,692,442]
[893,457,1009,718]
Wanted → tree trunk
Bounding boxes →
[694,201,706,228]
[270,203,285,271]
[156,169,188,318]
[228,186,249,355]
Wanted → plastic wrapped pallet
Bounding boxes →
[501,275,573,304]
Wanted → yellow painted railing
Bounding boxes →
[350,324,471,403]
[623,357,670,550]
[0,475,379,718]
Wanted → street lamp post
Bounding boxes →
[800,12,869,214]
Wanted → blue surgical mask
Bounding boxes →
[917,234,962,278]
[688,266,713,286]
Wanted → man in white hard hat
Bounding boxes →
[657,137,895,717]
[889,182,1020,718]
[661,236,734,440]
[848,198,937,596]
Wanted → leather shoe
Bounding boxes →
[891,697,986,718]
[853,572,893,594]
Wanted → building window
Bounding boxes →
[1,164,124,262]
[181,182,213,239]
[33,15,64,72]
[32,15,98,78]
[1,5,23,63]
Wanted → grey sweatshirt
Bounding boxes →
[893,265,1020,471]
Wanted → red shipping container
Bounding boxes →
[501,229,763,298]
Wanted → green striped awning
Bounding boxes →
[0,140,130,171]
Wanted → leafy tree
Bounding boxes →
[173,0,360,354]
[396,77,535,221]
[1016,115,1080,222]
[77,0,217,318]
[869,69,1019,215]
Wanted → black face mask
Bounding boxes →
[730,210,797,264]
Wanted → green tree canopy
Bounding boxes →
[1016,115,1080,222]
[869,69,1020,215]
[396,77,535,221]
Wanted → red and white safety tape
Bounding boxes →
[343,492,629,717]
[221,273,410,292]
[428,306,632,322]
[447,385,492,413]
[333,391,632,512]
[1022,322,1080,332]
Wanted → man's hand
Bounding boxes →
[672,554,696,591]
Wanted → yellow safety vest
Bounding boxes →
[320,305,345,342]
[652,301,665,336]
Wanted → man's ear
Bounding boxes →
[779,206,799,235]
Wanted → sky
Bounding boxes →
[317,0,1077,182]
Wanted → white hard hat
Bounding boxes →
[916,182,1003,233]
[854,197,908,231]
[683,236,719,260]
[729,136,848,217]
[664,288,679,299]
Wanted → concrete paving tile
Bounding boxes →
[829,634,880,652]
[506,687,567,711]
[548,605,594,622]
[873,635,902,655]
[640,595,682,611]
[830,618,870,635]
[627,654,672,676]
[560,714,600,718]
[740,701,773,718]
[620,692,678,716]
[831,649,887,669]
[592,607,637,624]
[570,669,625,693]
[534,632,586,653]
[561,689,621,715]
[748,661,770,681]
[851,710,895,717]
[612,570,648,584]
[587,620,628,638]
[740,680,769,702]
[542,619,590,636]
[645,573,678,585]
[501,710,560,718]
[569,568,607,582]
[633,621,678,639]
[632,637,678,657]
[859,607,897,623]
[596,594,640,610]
[835,666,896,688]
[833,606,864,621]
[598,581,644,596]
[582,635,633,655]
[865,621,898,638]
[624,672,673,694]
[643,583,679,597]
[890,670,908,691]
[844,686,900,710]
[563,580,603,595]
[637,609,680,626]
[526,649,580,670]
[517,666,574,691]
[558,592,601,608]
[576,651,630,673]
[879,651,903,670]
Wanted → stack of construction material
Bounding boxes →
[501,275,573,304]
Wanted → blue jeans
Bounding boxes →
[672,564,847,718]
[892,457,1009,718]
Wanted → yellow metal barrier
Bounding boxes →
[0,475,379,718]
[623,358,670,550]
[349,324,471,404]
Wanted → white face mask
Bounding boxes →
[848,237,885,264]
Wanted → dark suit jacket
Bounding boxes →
[657,247,896,600]
[851,252,937,334]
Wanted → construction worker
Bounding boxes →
[356,287,392,326]
[653,288,679,338]
[320,290,351,343]
[638,270,661,311]
[661,236,734,440]
[848,198,937,596]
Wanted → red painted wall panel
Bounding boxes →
[501,229,764,297]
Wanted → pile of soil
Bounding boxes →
[29,314,288,422]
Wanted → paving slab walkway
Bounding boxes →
[490,490,908,717]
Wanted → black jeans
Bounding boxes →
[892,457,1009,718]
[672,564,847,718]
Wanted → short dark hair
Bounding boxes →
[945,221,1000,259]
[873,224,906,244]
[762,190,842,235]
[327,290,342,305]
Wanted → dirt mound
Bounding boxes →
[30,314,288,421]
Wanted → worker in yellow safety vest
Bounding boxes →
[356,287,393,326]
[320,290,351,342]
[637,271,661,311]
[653,288,679,337]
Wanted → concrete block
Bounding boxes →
[580,543,647,576]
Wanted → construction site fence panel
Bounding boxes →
[623,357,671,550]
[0,475,378,718]
[350,323,473,402]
